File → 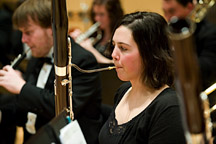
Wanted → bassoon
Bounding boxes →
[167,0,215,143]
[51,0,69,117]
[51,0,115,120]
[25,1,71,143]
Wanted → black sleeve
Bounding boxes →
[195,21,216,89]
[18,83,55,120]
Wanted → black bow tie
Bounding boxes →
[40,57,53,64]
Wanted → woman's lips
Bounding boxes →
[115,66,122,70]
[114,62,122,69]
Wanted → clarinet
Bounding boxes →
[10,48,30,69]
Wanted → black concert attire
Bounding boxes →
[99,82,186,144]
[0,38,103,144]
[195,19,216,90]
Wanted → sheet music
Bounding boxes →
[59,120,87,144]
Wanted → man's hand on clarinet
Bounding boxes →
[0,65,26,94]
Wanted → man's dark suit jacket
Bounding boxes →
[194,19,216,90]
[0,39,103,144]
[194,19,216,136]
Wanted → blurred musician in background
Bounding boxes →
[0,0,103,143]
[162,0,216,137]
[70,0,124,64]
[162,0,216,93]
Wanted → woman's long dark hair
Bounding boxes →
[110,11,174,89]
[90,0,124,33]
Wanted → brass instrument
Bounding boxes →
[188,0,215,23]
[167,0,215,143]
[70,63,115,73]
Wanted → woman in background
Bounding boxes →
[70,0,124,64]
[99,11,186,144]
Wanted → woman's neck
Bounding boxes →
[128,80,169,103]
[115,82,169,125]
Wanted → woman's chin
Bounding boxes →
[117,74,128,82]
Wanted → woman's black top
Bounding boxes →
[99,83,186,144]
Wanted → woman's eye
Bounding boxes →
[119,46,127,51]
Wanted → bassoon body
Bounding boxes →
[167,0,215,143]
[51,0,69,116]
[167,18,206,143]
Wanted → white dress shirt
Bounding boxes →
[36,47,54,89]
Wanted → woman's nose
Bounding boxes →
[112,47,119,61]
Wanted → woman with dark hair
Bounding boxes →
[70,0,124,64]
[90,0,123,38]
[99,11,186,144]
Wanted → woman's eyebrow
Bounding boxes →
[117,42,132,47]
